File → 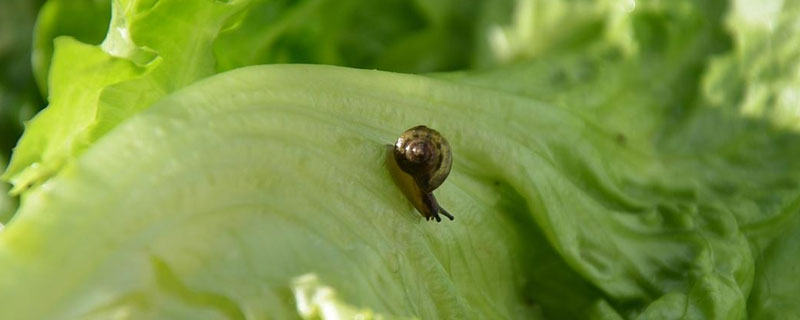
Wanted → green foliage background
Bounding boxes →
[1,0,800,319]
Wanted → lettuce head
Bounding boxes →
[1,0,799,319]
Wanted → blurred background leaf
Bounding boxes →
[213,0,487,73]
[0,0,45,161]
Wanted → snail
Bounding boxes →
[387,125,454,222]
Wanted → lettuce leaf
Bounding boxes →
[0,62,795,318]
[0,65,584,319]
[703,0,800,129]
[31,0,111,95]
[2,0,253,194]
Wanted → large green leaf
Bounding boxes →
[2,64,798,319]
[0,65,577,319]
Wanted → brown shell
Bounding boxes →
[393,125,452,193]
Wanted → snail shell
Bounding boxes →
[389,125,454,222]
[393,126,452,193]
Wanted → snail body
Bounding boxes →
[389,126,454,222]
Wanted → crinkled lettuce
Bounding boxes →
[1,0,800,319]
[31,0,111,95]
[2,0,253,193]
